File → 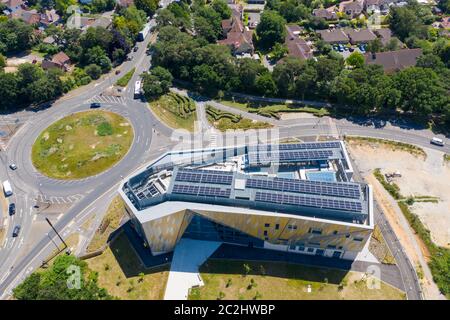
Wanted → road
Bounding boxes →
[1,13,448,300]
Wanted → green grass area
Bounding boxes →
[149,92,197,132]
[444,154,450,163]
[219,99,330,119]
[206,105,272,131]
[86,196,125,253]
[116,68,135,87]
[85,232,169,300]
[369,225,396,265]
[189,259,405,300]
[373,169,450,298]
[31,110,134,179]
[345,136,426,159]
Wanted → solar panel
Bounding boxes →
[246,177,361,199]
[175,168,233,185]
[248,150,334,164]
[172,184,231,198]
[248,142,341,152]
[255,192,363,212]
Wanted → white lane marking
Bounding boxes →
[57,214,63,220]
[18,237,24,249]
[32,215,37,221]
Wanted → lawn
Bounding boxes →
[206,105,272,131]
[189,259,406,300]
[31,110,134,179]
[149,93,197,132]
[116,68,135,87]
[85,232,169,300]
[86,196,125,253]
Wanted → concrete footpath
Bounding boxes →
[164,238,222,300]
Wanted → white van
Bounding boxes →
[3,180,13,197]
[430,137,444,146]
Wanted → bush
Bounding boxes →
[85,64,102,80]
[97,122,113,136]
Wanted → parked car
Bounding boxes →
[90,102,101,108]
[8,203,15,216]
[9,163,17,170]
[133,46,139,52]
[115,70,121,75]
[12,225,21,237]
[430,137,444,146]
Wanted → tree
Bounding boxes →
[366,38,382,54]
[0,53,5,69]
[346,52,365,68]
[256,10,287,50]
[255,73,277,97]
[142,66,173,99]
[0,19,34,54]
[393,67,448,116]
[0,72,19,110]
[14,255,112,300]
[192,64,221,96]
[211,0,231,19]
[85,64,102,80]
[194,6,222,43]
[134,0,159,17]
[83,46,112,72]
[237,58,268,93]
[268,42,288,61]
[388,6,427,41]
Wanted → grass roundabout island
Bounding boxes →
[32,110,134,180]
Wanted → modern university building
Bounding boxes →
[118,141,374,260]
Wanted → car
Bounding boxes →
[338,45,344,52]
[90,102,101,108]
[9,163,17,170]
[12,225,21,237]
[115,70,121,75]
[133,46,139,52]
[430,137,444,146]
[8,203,15,216]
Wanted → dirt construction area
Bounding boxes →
[347,141,450,248]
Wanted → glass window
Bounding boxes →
[275,224,279,230]
[264,223,270,228]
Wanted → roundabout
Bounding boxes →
[31,110,134,180]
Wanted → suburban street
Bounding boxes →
[0,11,449,300]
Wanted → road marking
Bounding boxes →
[57,213,63,220]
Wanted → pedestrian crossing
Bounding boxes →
[86,95,126,105]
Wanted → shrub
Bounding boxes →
[97,122,113,136]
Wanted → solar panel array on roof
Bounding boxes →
[172,184,231,198]
[248,150,334,163]
[255,192,363,212]
[249,142,341,151]
[246,178,361,199]
[175,168,233,185]
[135,183,159,200]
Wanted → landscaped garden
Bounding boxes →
[219,98,330,119]
[206,105,272,131]
[32,110,134,179]
[188,259,406,300]
[149,92,197,132]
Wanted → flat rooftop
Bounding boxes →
[122,141,370,225]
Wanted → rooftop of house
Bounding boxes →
[364,48,423,73]
[285,25,313,60]
[344,28,377,43]
[317,29,349,43]
[52,51,70,65]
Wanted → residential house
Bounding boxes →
[40,9,60,27]
[284,25,313,60]
[218,6,254,55]
[42,51,72,72]
[344,28,377,44]
[364,48,422,73]
[11,8,41,25]
[373,28,404,47]
[2,0,23,12]
[312,6,338,20]
[316,29,349,44]
[339,0,364,18]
